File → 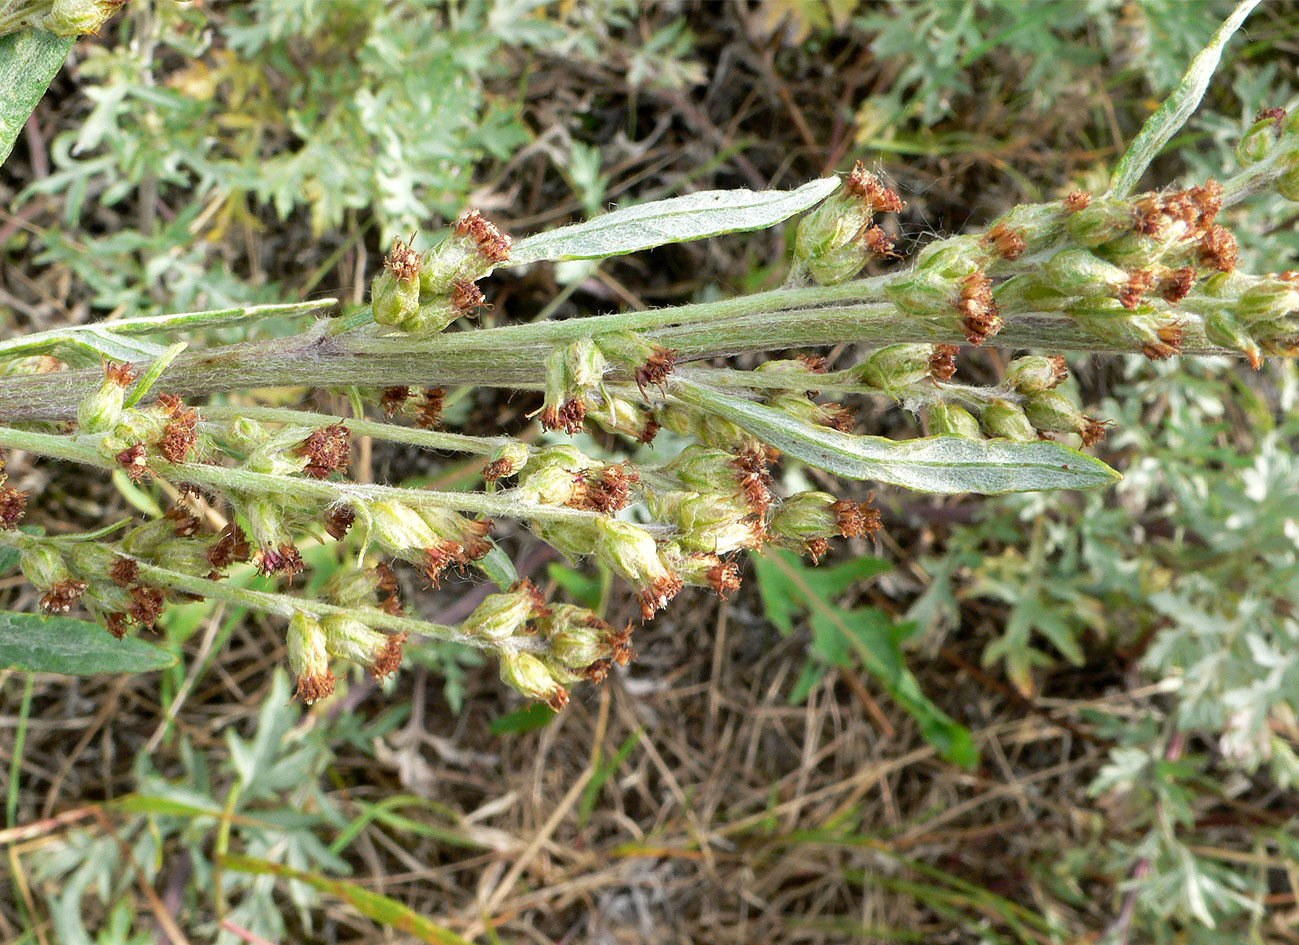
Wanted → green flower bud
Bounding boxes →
[77,377,125,433]
[913,236,981,278]
[769,491,840,542]
[483,441,530,483]
[885,269,955,317]
[595,518,682,619]
[243,497,293,549]
[660,446,743,494]
[287,611,335,704]
[419,211,510,297]
[219,417,269,452]
[541,604,617,670]
[981,399,1037,442]
[398,298,459,334]
[1236,116,1278,166]
[498,649,568,708]
[765,392,855,432]
[1043,248,1128,294]
[659,544,742,597]
[1238,275,1299,324]
[984,203,1064,258]
[324,564,385,607]
[532,518,600,560]
[1279,155,1299,202]
[461,584,539,642]
[925,402,982,439]
[322,614,406,680]
[66,541,115,576]
[43,0,124,36]
[584,395,659,444]
[650,490,761,554]
[805,240,871,286]
[1004,355,1068,393]
[1204,310,1262,369]
[854,344,932,394]
[371,269,421,327]
[20,545,70,589]
[1024,390,1109,446]
[1065,198,1135,247]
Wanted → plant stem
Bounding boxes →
[0,425,599,526]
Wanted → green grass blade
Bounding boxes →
[219,853,475,945]
[0,30,72,168]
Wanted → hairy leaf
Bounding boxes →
[0,30,72,168]
[679,382,1121,493]
[508,177,840,265]
[1107,0,1260,198]
[0,611,176,674]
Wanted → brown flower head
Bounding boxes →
[453,210,512,264]
[297,423,350,479]
[844,163,904,213]
[1159,267,1197,304]
[831,497,883,538]
[1255,106,1288,136]
[256,543,304,578]
[1119,269,1155,310]
[929,344,960,382]
[956,271,1002,344]
[450,279,486,316]
[370,631,408,680]
[323,505,356,540]
[1063,190,1091,213]
[860,225,899,259]
[634,347,677,400]
[128,584,166,628]
[0,487,27,529]
[384,236,423,283]
[41,580,87,614]
[159,406,199,464]
[104,359,137,388]
[1143,322,1186,361]
[982,222,1026,260]
[116,444,149,482]
[208,523,251,571]
[706,560,742,599]
[1199,225,1238,273]
[416,388,447,429]
[110,555,139,587]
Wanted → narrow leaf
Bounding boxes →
[472,543,518,590]
[219,854,474,945]
[1106,0,1261,198]
[0,612,176,674]
[508,177,840,266]
[0,30,73,168]
[123,341,187,408]
[679,382,1120,494]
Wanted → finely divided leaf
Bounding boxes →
[508,177,841,266]
[0,611,177,674]
[1106,0,1261,198]
[680,382,1120,494]
[0,30,73,168]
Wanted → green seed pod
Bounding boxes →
[1024,390,1085,433]
[365,500,438,552]
[769,491,840,543]
[885,270,955,317]
[462,586,537,642]
[925,402,982,439]
[1004,355,1068,393]
[499,649,567,707]
[324,564,384,607]
[287,611,335,704]
[913,235,981,278]
[661,446,743,494]
[595,518,681,618]
[542,604,612,670]
[532,518,600,560]
[981,399,1037,442]
[1204,310,1262,369]
[46,0,124,36]
[805,241,871,286]
[398,299,459,335]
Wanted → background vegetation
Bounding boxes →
[2,1,1298,942]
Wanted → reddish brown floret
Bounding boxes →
[637,419,661,445]
[384,236,423,282]
[103,359,137,388]
[571,463,638,514]
[165,507,200,537]
[450,279,486,315]
[416,388,446,429]
[1255,106,1287,136]
[106,612,129,639]
[207,523,251,571]
[844,162,904,213]
[634,347,677,400]
[127,584,166,628]
[1159,267,1197,304]
[481,458,514,483]
[707,560,742,599]
[116,444,149,482]
[369,632,408,680]
[420,541,469,587]
[1119,269,1155,310]
[1080,417,1112,448]
[1187,179,1223,235]
[380,386,411,417]
[637,574,684,622]
[0,487,27,529]
[956,271,1002,344]
[1063,190,1091,213]
[540,399,587,434]
[982,222,1026,261]
[40,580,87,614]
[1199,225,1238,273]
[546,688,570,711]
[860,225,899,259]
[453,210,512,264]
[295,670,337,705]
[929,344,959,382]
[110,556,139,587]
[461,518,494,561]
[323,505,356,540]
[832,498,883,538]
[256,543,304,578]
[1143,322,1186,361]
[297,423,350,479]
[796,354,828,374]
[731,447,774,514]
[821,403,856,433]
[805,538,832,563]
[159,405,199,463]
